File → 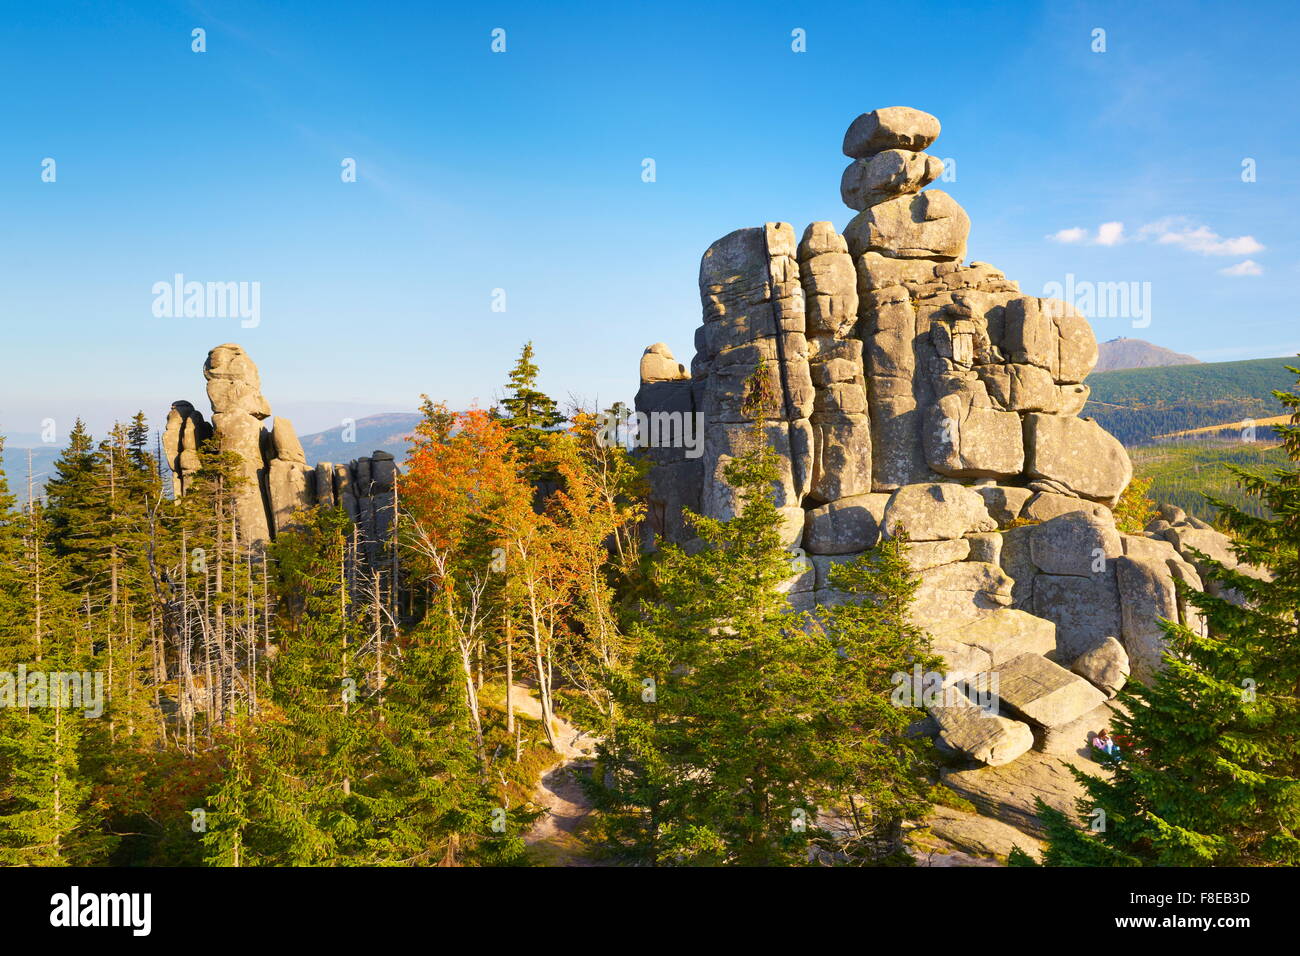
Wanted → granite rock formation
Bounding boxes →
[161,400,212,498]
[634,107,1248,775]
[167,343,398,554]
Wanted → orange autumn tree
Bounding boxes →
[400,400,531,759]
[496,408,646,752]
[401,398,647,756]
[496,490,569,751]
[543,410,646,730]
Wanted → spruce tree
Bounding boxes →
[126,411,151,470]
[815,534,941,862]
[0,441,109,864]
[0,683,104,865]
[1035,364,1300,866]
[496,342,566,468]
[201,714,262,867]
[364,632,530,866]
[42,418,104,592]
[254,506,375,864]
[589,414,934,865]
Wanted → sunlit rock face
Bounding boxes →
[633,108,1229,768]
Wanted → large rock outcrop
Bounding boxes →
[639,108,1130,557]
[633,107,1242,788]
[205,344,274,542]
[636,108,1138,636]
[167,344,398,553]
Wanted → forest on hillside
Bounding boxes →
[1085,356,1296,445]
[1130,442,1289,522]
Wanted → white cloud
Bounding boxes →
[1049,227,1087,243]
[1047,222,1126,245]
[1138,218,1264,256]
[1048,217,1266,272]
[1095,221,1125,246]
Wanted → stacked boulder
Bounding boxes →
[205,344,275,543]
[168,344,398,555]
[263,415,313,536]
[800,224,873,504]
[349,451,398,565]
[695,223,815,545]
[634,107,1239,770]
[636,344,700,546]
[160,400,212,497]
[305,451,397,563]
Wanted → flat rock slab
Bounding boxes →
[932,702,1034,766]
[913,806,1044,864]
[928,639,993,686]
[928,607,1057,666]
[994,652,1106,729]
[941,749,1098,840]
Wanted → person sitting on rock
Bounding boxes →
[1112,731,1146,759]
[1091,728,1121,761]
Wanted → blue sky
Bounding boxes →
[3,0,1298,441]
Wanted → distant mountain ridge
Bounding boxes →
[1094,337,1201,373]
[298,412,421,466]
[1,445,60,508]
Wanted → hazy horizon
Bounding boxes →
[5,0,1299,446]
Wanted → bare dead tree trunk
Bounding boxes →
[390,477,400,626]
[181,530,194,752]
[203,551,215,741]
[372,569,384,713]
[27,451,43,663]
[340,532,352,798]
[504,602,515,736]
[525,583,558,752]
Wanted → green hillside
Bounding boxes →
[1084,356,1297,445]
[1129,441,1287,522]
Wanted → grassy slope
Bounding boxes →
[1129,442,1287,522]
[1083,356,1297,520]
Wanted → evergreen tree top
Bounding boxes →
[497,341,566,434]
